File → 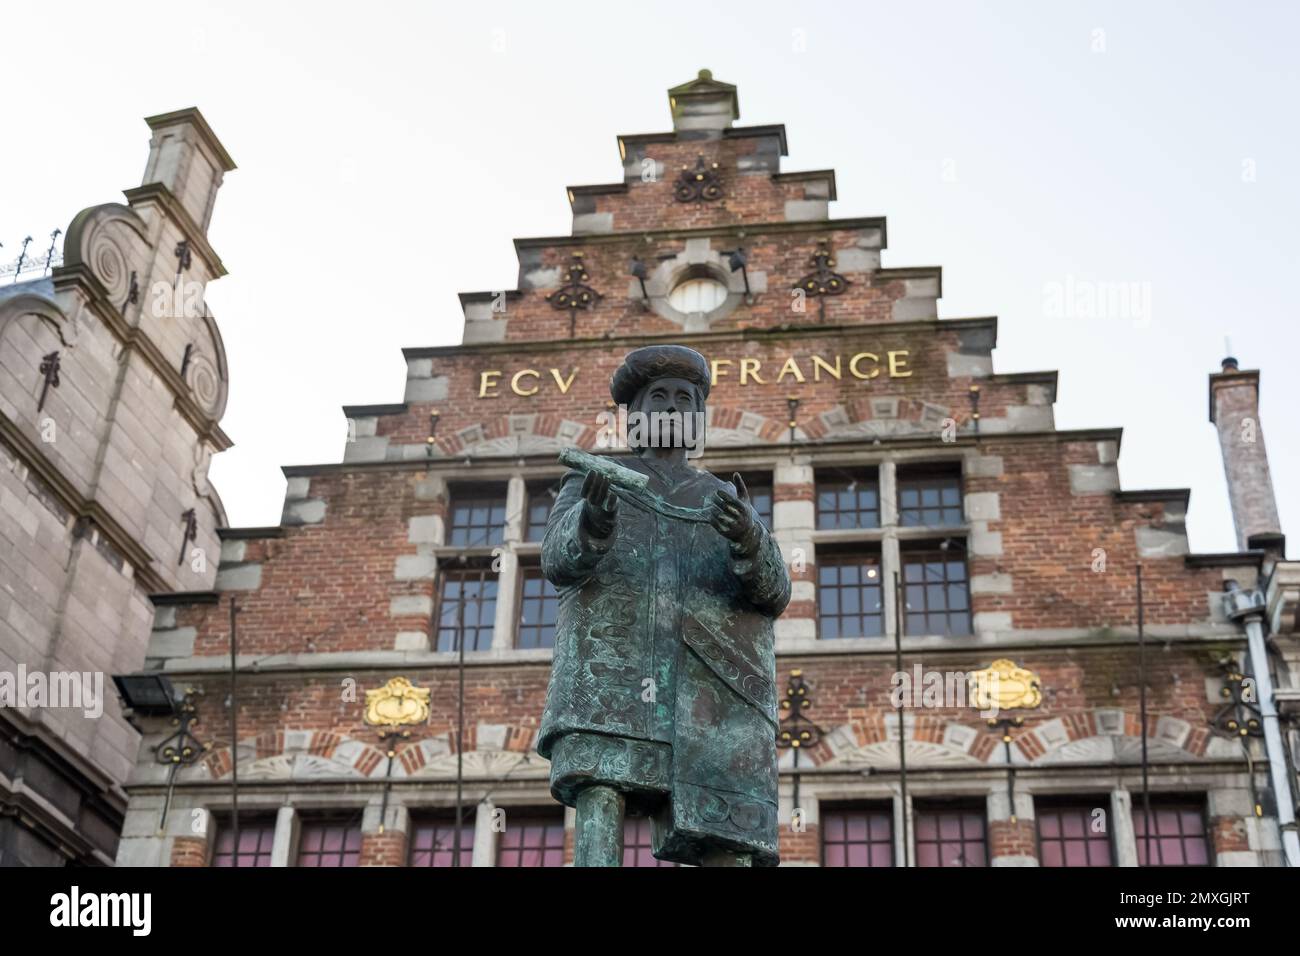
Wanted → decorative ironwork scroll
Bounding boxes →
[674,156,723,203]
[794,240,849,298]
[546,255,602,312]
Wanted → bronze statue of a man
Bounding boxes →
[537,345,791,866]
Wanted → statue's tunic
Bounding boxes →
[537,456,791,866]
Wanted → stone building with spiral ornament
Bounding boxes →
[0,109,236,865]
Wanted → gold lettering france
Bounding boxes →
[477,350,912,398]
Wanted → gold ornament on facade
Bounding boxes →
[364,677,431,727]
[969,659,1042,712]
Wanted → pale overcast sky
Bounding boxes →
[4,1,1297,554]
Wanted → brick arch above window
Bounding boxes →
[197,729,387,782]
[194,723,544,783]
[809,397,953,442]
[797,709,1235,772]
[428,413,597,459]
[705,406,792,447]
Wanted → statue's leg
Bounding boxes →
[701,849,754,867]
[573,785,626,867]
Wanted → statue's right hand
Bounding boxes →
[580,471,618,538]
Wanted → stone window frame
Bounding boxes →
[1034,797,1116,867]
[446,481,510,548]
[814,466,882,530]
[899,542,972,637]
[819,801,896,867]
[295,815,364,867]
[814,546,885,639]
[434,562,501,653]
[794,779,994,868]
[1132,794,1212,867]
[209,812,277,867]
[408,812,476,868]
[806,455,972,643]
[523,478,562,542]
[515,562,559,651]
[423,469,564,660]
[666,274,730,316]
[494,806,568,867]
[421,448,983,662]
[912,798,989,868]
[423,795,573,867]
[896,462,965,528]
[648,260,747,331]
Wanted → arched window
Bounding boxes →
[667,276,728,314]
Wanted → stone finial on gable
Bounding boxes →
[668,69,739,134]
[141,107,237,234]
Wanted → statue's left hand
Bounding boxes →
[709,476,758,556]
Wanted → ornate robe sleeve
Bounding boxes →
[729,518,791,617]
[541,469,613,588]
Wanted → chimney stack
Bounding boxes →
[1209,357,1282,551]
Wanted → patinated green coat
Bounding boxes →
[537,456,790,866]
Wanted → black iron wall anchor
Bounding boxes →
[126,270,140,307]
[674,155,723,203]
[546,254,603,337]
[376,728,413,835]
[1211,664,1264,741]
[155,686,208,833]
[794,239,850,322]
[777,669,823,813]
[546,255,603,312]
[1208,661,1265,825]
[37,351,61,412]
[180,343,194,380]
[157,687,205,767]
[178,508,198,567]
[987,715,1026,822]
[174,239,192,274]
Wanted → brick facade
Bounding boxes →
[108,71,1299,868]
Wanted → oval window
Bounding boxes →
[668,277,729,314]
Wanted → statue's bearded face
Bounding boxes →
[630,376,705,451]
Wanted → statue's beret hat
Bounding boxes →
[610,345,712,405]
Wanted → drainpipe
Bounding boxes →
[1224,580,1300,866]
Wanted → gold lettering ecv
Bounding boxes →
[550,368,578,394]
[511,369,541,396]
